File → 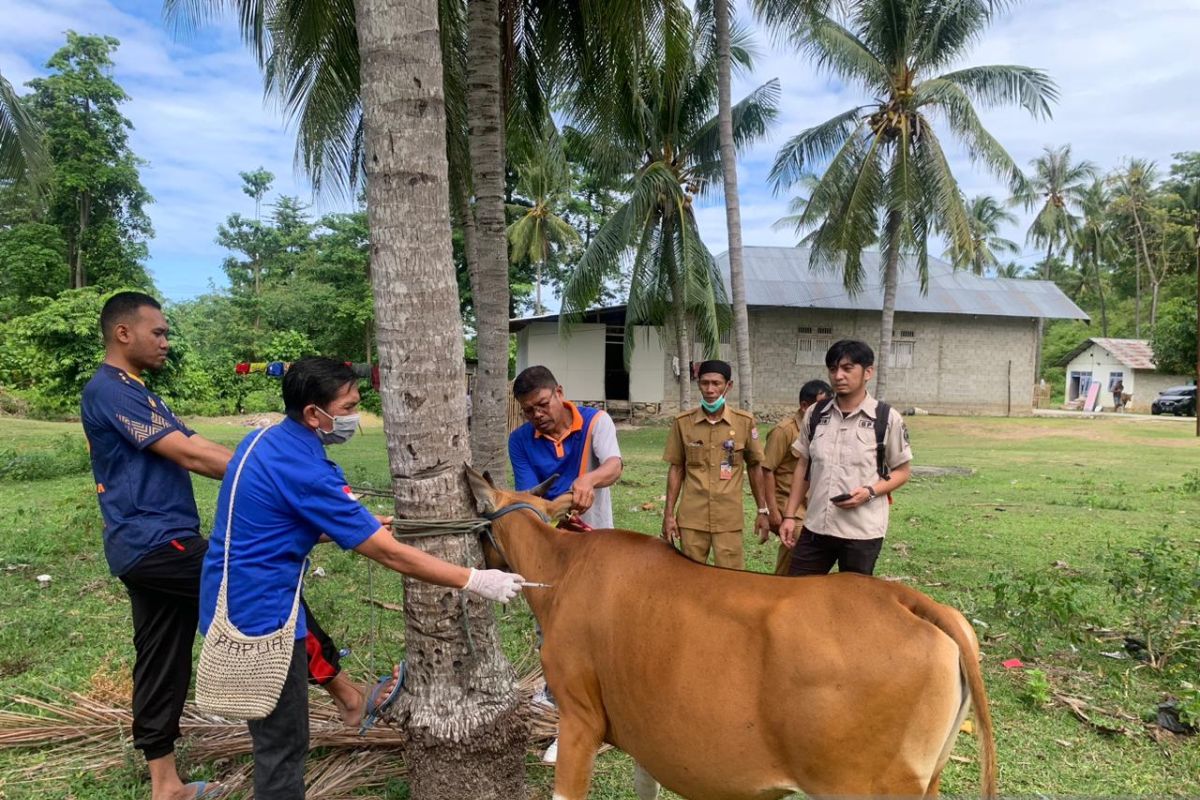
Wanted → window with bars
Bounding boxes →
[796,334,832,365]
[890,339,914,368]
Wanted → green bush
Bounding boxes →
[1107,537,1200,670]
[0,434,91,481]
[987,567,1093,655]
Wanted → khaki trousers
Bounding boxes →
[773,542,793,575]
[680,528,743,569]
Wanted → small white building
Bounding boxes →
[1058,338,1193,413]
[512,246,1088,417]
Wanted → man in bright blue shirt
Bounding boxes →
[199,358,524,800]
[508,366,623,530]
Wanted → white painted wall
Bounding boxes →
[515,322,665,403]
[627,326,665,403]
[518,322,606,401]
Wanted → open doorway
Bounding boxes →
[604,325,630,401]
[1068,370,1093,401]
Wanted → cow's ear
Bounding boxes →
[464,464,497,515]
[547,493,574,522]
[528,472,559,498]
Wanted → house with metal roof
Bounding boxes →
[1056,337,1192,413]
[511,246,1088,416]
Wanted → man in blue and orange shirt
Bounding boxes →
[508,366,623,530]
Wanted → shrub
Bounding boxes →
[987,567,1092,655]
[0,435,91,481]
[1107,537,1200,670]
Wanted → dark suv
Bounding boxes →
[1151,385,1197,416]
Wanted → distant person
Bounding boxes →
[1112,379,1125,411]
[199,358,525,799]
[761,379,832,575]
[778,340,912,576]
[662,360,767,569]
[508,366,623,529]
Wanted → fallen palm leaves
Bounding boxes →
[0,662,561,798]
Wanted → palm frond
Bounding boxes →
[932,64,1057,119]
[768,105,867,191]
[0,71,47,185]
[688,78,780,192]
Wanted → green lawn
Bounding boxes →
[0,413,1198,798]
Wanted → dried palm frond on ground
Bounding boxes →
[0,662,561,798]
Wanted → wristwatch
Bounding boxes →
[757,507,770,515]
[864,485,878,501]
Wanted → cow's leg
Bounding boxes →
[551,713,604,800]
[925,772,943,797]
[633,762,660,800]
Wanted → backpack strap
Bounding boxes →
[874,402,891,481]
[578,410,601,477]
[803,399,836,482]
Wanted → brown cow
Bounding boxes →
[466,467,996,800]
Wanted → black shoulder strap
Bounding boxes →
[874,402,891,480]
[803,399,836,482]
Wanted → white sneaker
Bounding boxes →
[532,685,556,709]
[542,737,559,764]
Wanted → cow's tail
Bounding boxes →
[907,595,997,799]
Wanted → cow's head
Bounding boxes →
[465,464,573,570]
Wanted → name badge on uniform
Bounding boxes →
[720,438,735,480]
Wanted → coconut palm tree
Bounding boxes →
[0,71,46,184]
[1013,144,1096,278]
[768,0,1057,400]
[1073,179,1116,336]
[1108,158,1162,333]
[560,6,779,409]
[507,125,581,314]
[712,0,754,410]
[944,194,1019,275]
[350,0,527,795]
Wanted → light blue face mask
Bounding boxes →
[314,407,360,445]
[699,394,726,414]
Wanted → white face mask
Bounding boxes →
[313,406,360,445]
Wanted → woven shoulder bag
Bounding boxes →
[196,425,306,720]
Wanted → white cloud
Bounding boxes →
[2,0,1196,297]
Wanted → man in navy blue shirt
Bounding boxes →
[82,292,235,800]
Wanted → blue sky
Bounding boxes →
[2,0,1197,302]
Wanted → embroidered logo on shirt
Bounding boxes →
[342,485,360,501]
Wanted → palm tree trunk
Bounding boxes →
[714,0,752,411]
[353,2,525,798]
[876,210,901,401]
[1092,253,1108,337]
[465,0,510,478]
[1134,244,1142,337]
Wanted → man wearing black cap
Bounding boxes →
[661,359,767,569]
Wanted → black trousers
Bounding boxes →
[119,537,339,761]
[119,536,207,761]
[248,640,310,800]
[787,528,883,576]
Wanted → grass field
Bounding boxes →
[1,412,1198,798]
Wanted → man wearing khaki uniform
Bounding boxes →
[779,340,912,575]
[762,379,831,574]
[662,360,767,569]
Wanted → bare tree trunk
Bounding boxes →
[465,0,510,477]
[1195,227,1199,437]
[353,2,526,798]
[714,0,752,411]
[75,191,91,288]
[1092,254,1108,337]
[875,210,901,401]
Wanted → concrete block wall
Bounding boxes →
[660,308,1038,416]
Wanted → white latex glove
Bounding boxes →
[463,568,525,603]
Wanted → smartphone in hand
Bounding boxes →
[830,492,852,503]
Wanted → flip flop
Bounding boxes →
[186,781,227,799]
[358,661,406,735]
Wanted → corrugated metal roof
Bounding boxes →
[1057,337,1158,370]
[716,246,1089,321]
